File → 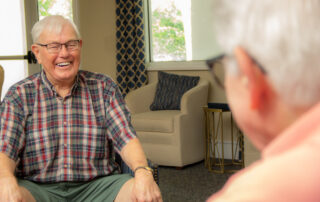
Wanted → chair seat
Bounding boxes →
[131,110,181,133]
[125,78,209,166]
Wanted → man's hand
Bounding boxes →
[131,169,162,202]
[119,138,162,201]
[0,153,27,202]
[0,176,25,202]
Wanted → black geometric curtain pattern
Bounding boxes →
[115,0,148,96]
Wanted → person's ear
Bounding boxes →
[79,39,83,48]
[234,46,271,110]
[31,44,42,64]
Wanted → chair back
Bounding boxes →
[0,65,4,98]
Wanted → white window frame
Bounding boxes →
[143,0,208,71]
[73,0,81,30]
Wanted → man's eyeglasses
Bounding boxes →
[206,54,226,89]
[206,54,267,89]
[37,40,80,54]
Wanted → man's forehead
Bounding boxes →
[38,24,78,43]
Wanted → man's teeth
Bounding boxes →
[57,62,71,67]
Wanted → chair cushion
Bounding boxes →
[131,110,181,133]
[150,71,200,110]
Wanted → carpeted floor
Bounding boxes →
[158,161,233,202]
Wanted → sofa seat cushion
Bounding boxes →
[131,110,181,133]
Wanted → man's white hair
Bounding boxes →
[213,0,320,108]
[31,15,81,43]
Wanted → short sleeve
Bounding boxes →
[104,81,136,153]
[0,97,26,161]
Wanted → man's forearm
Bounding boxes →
[120,138,149,172]
[0,152,16,178]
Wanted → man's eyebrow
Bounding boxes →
[42,39,79,44]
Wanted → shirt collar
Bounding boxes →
[40,69,80,97]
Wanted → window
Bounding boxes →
[0,0,32,100]
[38,0,73,20]
[0,0,74,100]
[145,0,221,70]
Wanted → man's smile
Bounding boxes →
[56,62,72,68]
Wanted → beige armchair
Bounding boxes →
[125,78,209,167]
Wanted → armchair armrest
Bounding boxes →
[125,82,157,114]
[180,79,209,115]
[0,65,4,98]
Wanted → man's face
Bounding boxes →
[33,24,82,85]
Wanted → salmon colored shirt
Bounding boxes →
[207,102,320,202]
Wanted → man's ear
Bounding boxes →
[79,39,83,48]
[31,44,42,64]
[234,46,270,110]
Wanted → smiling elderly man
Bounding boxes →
[207,0,320,201]
[0,15,161,202]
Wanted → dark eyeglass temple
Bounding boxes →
[206,54,226,89]
[206,54,225,69]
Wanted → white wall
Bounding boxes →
[191,0,221,60]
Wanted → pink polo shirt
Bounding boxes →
[207,102,320,202]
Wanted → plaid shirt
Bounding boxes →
[0,70,136,182]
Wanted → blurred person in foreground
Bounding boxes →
[207,0,320,201]
[0,15,161,202]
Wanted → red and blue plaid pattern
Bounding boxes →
[0,70,136,182]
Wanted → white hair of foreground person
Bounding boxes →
[213,0,320,108]
[31,15,81,43]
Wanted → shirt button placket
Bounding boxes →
[63,99,68,180]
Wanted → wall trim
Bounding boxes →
[147,61,209,71]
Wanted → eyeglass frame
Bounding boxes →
[206,53,267,89]
[36,40,81,54]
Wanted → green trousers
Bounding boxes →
[18,174,132,202]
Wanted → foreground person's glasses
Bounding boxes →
[37,40,80,54]
[206,54,267,89]
[206,54,226,89]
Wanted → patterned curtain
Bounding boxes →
[115,0,148,96]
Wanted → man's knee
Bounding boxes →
[115,178,135,202]
[19,186,36,202]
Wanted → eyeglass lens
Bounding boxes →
[47,40,79,53]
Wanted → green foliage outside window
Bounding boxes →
[38,0,73,20]
[151,3,186,61]
[38,0,54,17]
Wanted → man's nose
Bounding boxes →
[58,44,69,56]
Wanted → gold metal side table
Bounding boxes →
[203,105,244,173]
